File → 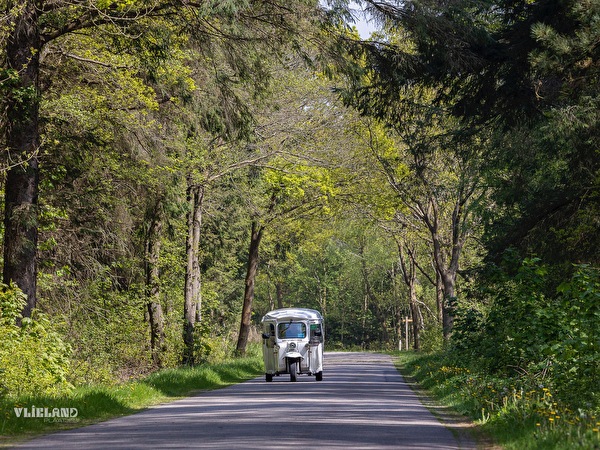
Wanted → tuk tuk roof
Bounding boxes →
[261,308,323,322]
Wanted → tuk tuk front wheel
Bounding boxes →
[316,371,323,381]
[266,373,273,382]
[289,362,297,382]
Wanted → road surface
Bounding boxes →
[16,352,474,449]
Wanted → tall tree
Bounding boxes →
[336,0,600,269]
[2,1,41,319]
[396,239,424,350]
[349,115,484,338]
[1,0,320,320]
[322,11,488,336]
[145,197,166,367]
[235,220,264,356]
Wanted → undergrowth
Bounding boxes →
[396,351,600,449]
[0,355,262,445]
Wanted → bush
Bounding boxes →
[0,283,72,398]
[397,351,600,449]
[552,265,600,407]
[455,259,600,410]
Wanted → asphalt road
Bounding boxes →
[16,352,474,449]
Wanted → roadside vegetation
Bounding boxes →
[397,351,600,450]
[394,260,599,449]
[0,351,262,444]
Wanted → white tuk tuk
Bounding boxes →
[261,308,324,382]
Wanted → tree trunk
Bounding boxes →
[409,279,421,351]
[397,241,421,351]
[440,270,456,340]
[428,199,458,340]
[145,201,165,367]
[183,183,204,365]
[268,286,275,311]
[391,262,404,350]
[319,283,326,317]
[2,1,41,317]
[360,247,388,344]
[235,221,264,356]
[435,268,444,325]
[3,2,41,320]
[276,281,284,309]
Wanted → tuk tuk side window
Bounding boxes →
[278,322,306,339]
[310,323,323,343]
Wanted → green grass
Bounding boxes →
[0,356,263,446]
[394,351,600,450]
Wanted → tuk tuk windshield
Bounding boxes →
[278,322,306,339]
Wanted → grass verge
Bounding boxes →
[394,351,600,450]
[0,356,262,447]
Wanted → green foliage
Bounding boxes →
[396,351,600,450]
[4,5,598,447]
[143,353,261,397]
[481,259,559,372]
[95,0,138,10]
[193,308,240,366]
[54,278,160,385]
[418,322,444,353]
[0,355,262,439]
[0,284,72,398]
[552,265,600,405]
[454,259,600,410]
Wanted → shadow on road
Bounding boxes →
[16,352,475,449]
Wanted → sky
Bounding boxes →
[348,2,377,38]
[320,0,378,39]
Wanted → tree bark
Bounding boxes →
[183,183,204,365]
[391,262,404,350]
[426,197,459,340]
[3,1,41,320]
[440,271,456,340]
[276,281,284,309]
[435,267,444,325]
[409,282,421,351]
[235,221,264,356]
[397,241,421,351]
[145,201,166,368]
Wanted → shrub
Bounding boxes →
[456,259,600,410]
[0,283,72,398]
[552,265,600,407]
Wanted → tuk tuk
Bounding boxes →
[261,308,324,382]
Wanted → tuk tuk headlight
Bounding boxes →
[288,342,296,350]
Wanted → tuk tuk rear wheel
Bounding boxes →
[266,373,273,382]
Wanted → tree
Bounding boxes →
[144,197,166,367]
[232,59,353,355]
[480,0,600,267]
[2,1,41,319]
[320,9,489,337]
[397,240,421,350]
[342,0,600,270]
[1,0,320,320]
[182,143,275,364]
[346,113,484,338]
[235,220,264,356]
[234,159,339,356]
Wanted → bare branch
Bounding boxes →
[59,50,128,68]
